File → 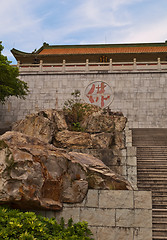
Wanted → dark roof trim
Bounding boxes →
[36,41,167,53]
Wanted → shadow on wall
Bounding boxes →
[0,127,12,135]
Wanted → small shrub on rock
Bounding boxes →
[63,90,100,131]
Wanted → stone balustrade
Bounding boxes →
[17,58,167,73]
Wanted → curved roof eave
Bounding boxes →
[11,48,38,61]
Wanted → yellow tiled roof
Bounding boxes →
[39,46,167,55]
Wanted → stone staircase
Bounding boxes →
[132,129,167,240]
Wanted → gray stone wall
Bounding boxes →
[0,71,167,129]
[35,190,152,240]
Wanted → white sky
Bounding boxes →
[1,0,167,63]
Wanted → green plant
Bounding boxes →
[72,121,87,132]
[0,206,94,240]
[63,90,88,131]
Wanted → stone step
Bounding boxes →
[153,192,167,196]
[152,189,167,193]
[153,204,167,209]
[137,158,167,161]
[153,197,167,202]
[138,158,167,160]
[138,159,167,162]
[137,153,167,155]
[138,180,167,184]
[153,201,167,206]
[153,222,167,229]
[138,174,167,177]
[138,182,167,186]
[138,177,167,181]
[137,186,167,191]
[138,171,167,174]
[137,165,167,169]
[137,151,167,153]
[153,209,167,215]
[134,143,167,146]
[137,172,167,175]
[153,232,167,240]
[153,215,167,222]
[137,152,167,155]
[133,129,167,239]
[153,237,167,240]
[138,163,167,167]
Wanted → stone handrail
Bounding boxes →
[17,58,167,73]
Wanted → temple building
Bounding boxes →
[1,41,167,239]
[6,41,167,129]
[12,41,167,64]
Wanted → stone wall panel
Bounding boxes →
[0,71,167,129]
[36,190,152,240]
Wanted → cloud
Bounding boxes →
[1,0,167,64]
[0,1,38,35]
[124,17,167,43]
[69,0,131,29]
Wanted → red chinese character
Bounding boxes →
[101,95,110,108]
[96,82,106,94]
[86,82,110,108]
[87,84,95,103]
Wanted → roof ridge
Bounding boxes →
[39,41,167,51]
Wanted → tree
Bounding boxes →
[0,42,29,103]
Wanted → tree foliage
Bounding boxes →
[0,42,29,103]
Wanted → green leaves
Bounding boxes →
[63,90,88,131]
[0,206,94,240]
[0,42,29,103]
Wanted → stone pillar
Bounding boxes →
[157,58,161,70]
[62,60,66,73]
[39,60,43,72]
[109,59,113,72]
[86,59,89,72]
[133,58,137,71]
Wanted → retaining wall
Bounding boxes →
[35,190,152,240]
[0,71,167,130]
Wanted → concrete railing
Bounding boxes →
[17,58,167,73]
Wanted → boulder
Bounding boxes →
[54,130,93,149]
[0,131,132,210]
[113,115,127,132]
[12,110,68,144]
[91,132,114,149]
[114,131,125,149]
[81,112,115,133]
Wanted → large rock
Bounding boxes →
[12,109,128,177]
[0,131,132,210]
[12,110,68,143]
[54,130,93,149]
[91,132,114,149]
[81,112,115,133]
[54,131,114,149]
[12,109,127,147]
[113,115,127,132]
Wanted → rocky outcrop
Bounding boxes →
[0,131,132,210]
[12,108,128,180]
[12,110,68,143]
[54,130,93,149]
[13,109,127,150]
